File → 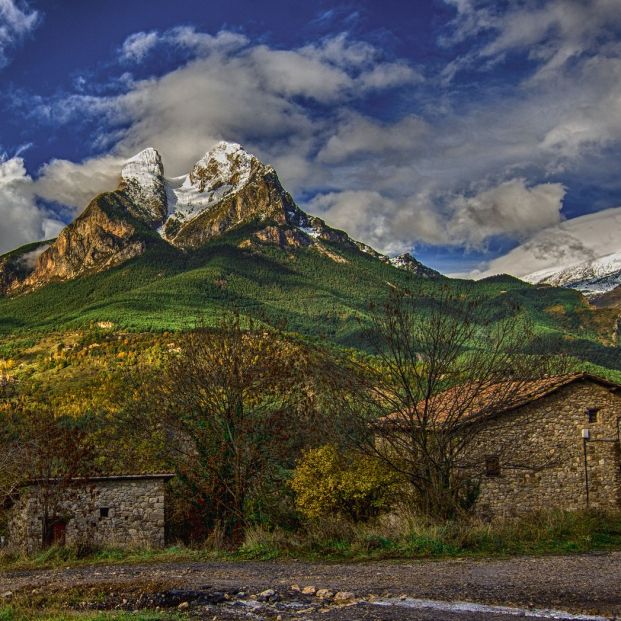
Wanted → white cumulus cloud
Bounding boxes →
[120,31,159,62]
[0,156,63,255]
[444,178,566,247]
[8,10,621,268]
[308,179,566,256]
[119,27,249,63]
[33,155,124,211]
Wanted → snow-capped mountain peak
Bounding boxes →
[121,147,164,191]
[160,141,265,241]
[0,139,440,295]
[120,147,167,223]
[478,207,621,300]
[190,141,258,191]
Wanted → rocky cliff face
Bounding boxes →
[161,141,360,252]
[0,141,437,295]
[0,241,51,295]
[167,158,299,249]
[16,193,146,293]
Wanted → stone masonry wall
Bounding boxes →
[469,381,621,518]
[8,477,167,554]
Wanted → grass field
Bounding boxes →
[0,611,180,621]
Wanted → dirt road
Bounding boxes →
[1,552,619,620]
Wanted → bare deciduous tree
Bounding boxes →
[0,377,21,506]
[334,286,570,519]
[137,314,325,542]
[0,434,21,504]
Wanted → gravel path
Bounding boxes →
[1,552,620,619]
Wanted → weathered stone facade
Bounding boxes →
[469,379,621,518]
[8,474,173,554]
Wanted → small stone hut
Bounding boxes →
[7,473,173,554]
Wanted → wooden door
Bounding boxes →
[51,520,66,545]
[44,519,67,547]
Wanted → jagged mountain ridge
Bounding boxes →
[0,141,432,295]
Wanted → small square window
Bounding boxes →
[586,407,599,423]
[485,455,501,477]
[99,507,109,518]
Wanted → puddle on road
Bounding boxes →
[209,595,611,621]
[372,597,610,621]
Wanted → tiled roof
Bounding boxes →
[22,473,175,487]
[378,372,620,429]
[72,473,175,481]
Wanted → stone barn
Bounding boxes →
[7,473,173,554]
[379,373,621,518]
[467,373,621,518]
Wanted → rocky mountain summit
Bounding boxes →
[389,253,440,278]
[0,141,436,296]
[120,147,168,226]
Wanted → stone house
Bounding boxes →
[7,473,173,554]
[467,373,621,517]
[379,373,621,518]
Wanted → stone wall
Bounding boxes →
[8,476,168,554]
[468,380,621,518]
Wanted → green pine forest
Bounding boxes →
[0,224,619,376]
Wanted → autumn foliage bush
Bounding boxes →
[291,444,398,522]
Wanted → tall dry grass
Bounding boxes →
[238,508,621,560]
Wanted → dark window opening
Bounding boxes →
[485,455,501,477]
[99,507,110,518]
[586,407,599,423]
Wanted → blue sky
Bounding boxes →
[1,0,620,276]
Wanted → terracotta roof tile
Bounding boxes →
[378,372,620,428]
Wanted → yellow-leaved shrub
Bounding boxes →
[291,444,398,522]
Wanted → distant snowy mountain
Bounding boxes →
[477,207,621,300]
[525,251,621,296]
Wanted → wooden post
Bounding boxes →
[582,437,589,509]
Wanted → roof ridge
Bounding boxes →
[378,372,621,429]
